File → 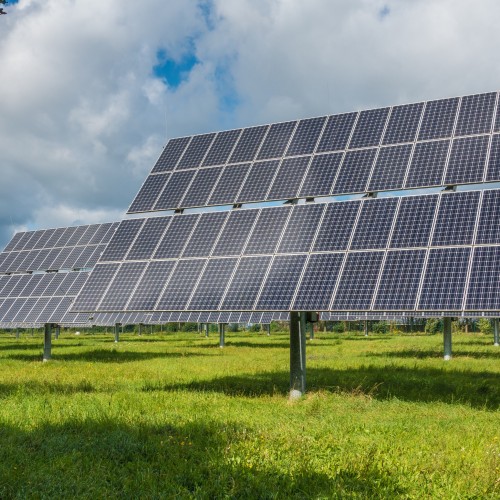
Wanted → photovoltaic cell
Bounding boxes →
[88,223,115,245]
[180,167,223,208]
[404,140,450,188]
[12,298,38,323]
[256,254,307,310]
[349,107,389,149]
[350,198,398,249]
[277,204,325,253]
[3,233,23,252]
[332,148,377,194]
[154,215,199,259]
[41,273,66,297]
[454,92,496,136]
[485,134,500,182]
[267,156,310,200]
[176,133,215,170]
[313,201,361,252]
[151,137,190,173]
[50,247,72,270]
[235,160,279,203]
[188,258,238,310]
[285,116,326,156]
[212,210,258,257]
[367,144,412,191]
[100,219,145,262]
[418,98,459,140]
[126,217,171,260]
[374,250,426,309]
[444,135,489,185]
[208,164,250,205]
[66,225,89,247]
[331,251,384,310]
[476,189,500,244]
[382,102,424,145]
[418,247,471,310]
[244,206,291,255]
[431,191,480,246]
[298,152,343,198]
[389,194,438,248]
[316,112,357,153]
[76,225,100,246]
[182,211,229,258]
[293,253,343,310]
[203,129,242,166]
[257,121,296,160]
[221,256,272,310]
[229,126,268,163]
[465,246,500,310]
[44,228,66,248]
[128,174,169,213]
[154,170,196,210]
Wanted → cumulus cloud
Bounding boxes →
[1,0,500,248]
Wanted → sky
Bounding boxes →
[1,0,500,249]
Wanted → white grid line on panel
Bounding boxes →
[151,259,181,311]
[183,258,217,311]
[440,97,462,185]
[402,101,428,188]
[122,261,152,312]
[201,167,226,208]
[482,92,499,182]
[121,219,148,261]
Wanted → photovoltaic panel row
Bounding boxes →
[74,188,500,314]
[129,91,500,213]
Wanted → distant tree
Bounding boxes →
[372,321,389,334]
[477,318,492,335]
[425,318,441,335]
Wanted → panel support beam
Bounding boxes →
[55,326,60,340]
[289,311,307,399]
[43,323,52,362]
[364,320,368,337]
[205,323,209,338]
[493,318,499,347]
[443,317,452,361]
[219,323,225,348]
[266,323,271,336]
[308,321,314,340]
[114,323,120,343]
[138,323,142,336]
[15,328,20,340]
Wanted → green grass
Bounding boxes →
[0,329,498,498]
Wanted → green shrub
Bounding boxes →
[477,318,492,335]
[372,321,389,334]
[424,318,441,334]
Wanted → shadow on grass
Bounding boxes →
[372,349,500,360]
[146,365,500,409]
[7,348,207,363]
[0,420,406,499]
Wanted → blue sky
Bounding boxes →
[2,0,500,248]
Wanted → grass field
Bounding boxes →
[0,328,498,498]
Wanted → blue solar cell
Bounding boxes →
[44,228,66,248]
[466,246,500,310]
[244,206,292,255]
[53,273,79,296]
[455,92,496,136]
[267,156,310,201]
[3,232,24,252]
[298,152,343,198]
[65,225,89,247]
[13,231,38,251]
[256,254,307,310]
[431,191,480,246]
[390,194,438,248]
[176,133,215,170]
[188,258,238,310]
[9,274,33,297]
[350,198,398,250]
[313,201,361,252]
[180,167,223,208]
[277,203,325,254]
[88,223,115,245]
[418,98,459,140]
[349,107,390,149]
[374,250,426,310]
[316,112,357,153]
[221,256,272,310]
[182,211,229,258]
[41,273,66,297]
[485,134,500,182]
[128,174,170,213]
[331,251,384,310]
[208,164,250,206]
[444,135,489,185]
[418,247,471,310]
[151,137,190,173]
[31,274,55,297]
[49,247,73,270]
[332,148,377,194]
[100,219,145,262]
[257,121,297,160]
[11,297,38,323]
[212,210,258,257]
[156,259,207,310]
[404,140,450,189]
[476,189,500,244]
[286,116,326,156]
[293,253,344,310]
[154,215,199,259]
[126,217,171,260]
[229,125,268,163]
[203,129,242,166]
[153,170,196,211]
[368,144,412,192]
[66,272,89,296]
[0,298,15,321]
[127,261,176,310]
[382,102,424,145]
[235,160,280,203]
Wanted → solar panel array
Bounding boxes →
[129,91,500,213]
[73,187,500,315]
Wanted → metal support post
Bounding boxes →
[114,323,120,343]
[289,311,307,399]
[364,320,368,337]
[219,323,225,348]
[266,323,271,336]
[43,323,52,362]
[138,323,142,336]
[205,323,209,338]
[309,321,314,340]
[55,326,60,340]
[15,329,20,340]
[494,318,499,347]
[443,317,452,361]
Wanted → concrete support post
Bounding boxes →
[443,317,452,361]
[138,323,142,336]
[219,323,225,348]
[55,326,60,340]
[289,311,307,399]
[266,323,271,336]
[114,323,120,343]
[493,318,499,347]
[205,324,209,338]
[309,321,314,340]
[43,323,52,362]
[364,320,368,337]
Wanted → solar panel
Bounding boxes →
[267,156,311,200]
[257,121,296,160]
[332,148,377,194]
[244,206,291,255]
[212,210,258,256]
[382,102,424,145]
[228,125,268,163]
[298,152,342,198]
[234,160,280,203]
[128,173,170,213]
[404,140,450,188]
[153,215,199,259]
[151,137,190,173]
[126,217,170,261]
[100,219,144,261]
[476,189,500,244]
[72,263,119,311]
[154,170,196,210]
[454,92,496,136]
[444,135,489,185]
[367,144,412,191]
[316,112,357,152]
[203,129,242,167]
[285,117,326,156]
[177,133,215,170]
[417,97,459,140]
[208,164,250,205]
[465,246,500,310]
[485,134,500,182]
[349,107,389,148]
[182,211,229,258]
